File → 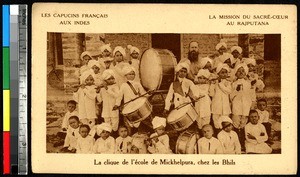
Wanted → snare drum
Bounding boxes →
[122,97,152,124]
[140,48,177,91]
[176,130,200,154]
[167,104,198,131]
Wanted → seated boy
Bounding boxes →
[115,125,132,154]
[217,116,241,154]
[62,116,81,153]
[197,124,223,154]
[245,110,272,154]
[146,116,173,154]
[93,123,115,154]
[256,98,272,143]
[76,124,94,154]
[61,100,78,131]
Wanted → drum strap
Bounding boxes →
[127,81,140,96]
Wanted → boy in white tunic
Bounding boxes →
[194,69,212,130]
[131,124,150,154]
[93,123,116,154]
[61,100,78,131]
[210,63,232,132]
[230,64,255,150]
[256,99,272,143]
[197,124,223,154]
[76,124,94,154]
[146,117,173,154]
[98,43,114,71]
[112,46,131,87]
[88,60,103,88]
[79,51,93,76]
[73,70,97,128]
[245,110,272,154]
[62,116,81,153]
[244,58,265,92]
[230,46,244,69]
[217,116,241,154]
[97,69,120,132]
[127,45,141,82]
[163,62,197,116]
[115,126,132,154]
[114,66,150,130]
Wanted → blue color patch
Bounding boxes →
[3,5,10,47]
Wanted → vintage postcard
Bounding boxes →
[31,3,297,174]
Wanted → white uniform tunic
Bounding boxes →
[115,80,147,106]
[63,127,80,150]
[73,85,97,120]
[97,84,119,118]
[147,133,173,154]
[115,136,132,154]
[194,84,211,118]
[231,79,254,116]
[210,79,232,115]
[256,109,270,124]
[197,137,224,154]
[76,135,94,154]
[165,78,196,110]
[245,123,272,154]
[217,130,241,154]
[93,136,116,154]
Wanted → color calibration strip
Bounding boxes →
[3,4,11,175]
[3,5,28,175]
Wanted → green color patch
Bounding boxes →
[3,47,10,89]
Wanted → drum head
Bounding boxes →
[140,49,162,91]
[122,97,147,114]
[167,104,192,122]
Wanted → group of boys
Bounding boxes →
[59,39,273,154]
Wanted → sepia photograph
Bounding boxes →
[46,33,281,155]
[31,3,296,174]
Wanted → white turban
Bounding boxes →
[127,45,140,54]
[219,53,234,64]
[113,46,126,57]
[88,60,100,69]
[96,123,112,135]
[216,63,230,74]
[122,65,136,76]
[100,43,112,53]
[230,46,243,54]
[175,62,190,73]
[216,42,227,51]
[102,69,115,80]
[80,51,92,60]
[221,116,233,128]
[80,69,95,84]
[244,58,256,66]
[152,116,167,129]
[199,57,213,69]
[197,69,211,79]
[234,63,249,76]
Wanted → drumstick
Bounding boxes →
[114,90,155,110]
[175,95,205,110]
[146,130,178,140]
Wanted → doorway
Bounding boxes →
[151,34,181,62]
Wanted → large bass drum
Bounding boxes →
[140,48,177,91]
[176,130,200,154]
